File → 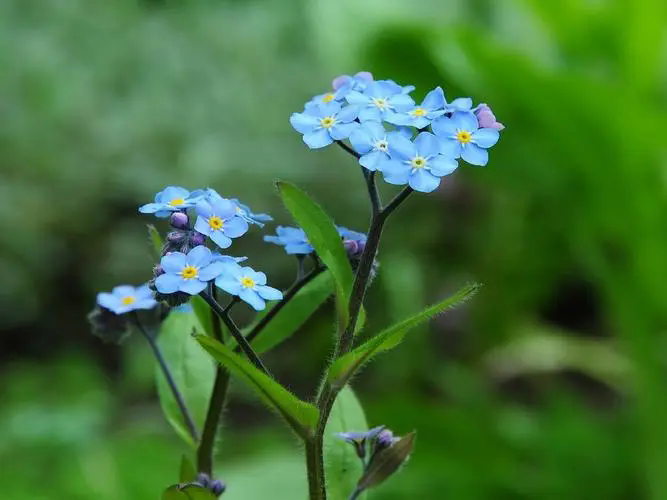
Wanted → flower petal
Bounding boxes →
[222,217,249,238]
[138,203,164,214]
[409,169,441,193]
[329,122,358,140]
[239,288,266,311]
[381,160,410,185]
[161,252,187,274]
[112,285,136,297]
[97,293,120,311]
[422,86,445,110]
[414,132,441,157]
[187,245,212,268]
[429,155,458,176]
[452,111,478,131]
[194,217,211,236]
[179,279,207,295]
[449,97,473,111]
[431,116,457,137]
[359,150,385,171]
[195,200,214,218]
[198,262,226,281]
[389,93,415,111]
[336,104,360,123]
[285,243,313,254]
[387,133,416,161]
[461,143,489,166]
[358,106,382,122]
[303,129,333,149]
[210,231,232,249]
[155,274,182,294]
[439,138,462,158]
[256,285,283,301]
[290,112,319,134]
[472,128,500,148]
[345,90,369,105]
[349,126,374,154]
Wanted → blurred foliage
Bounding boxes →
[1,0,667,498]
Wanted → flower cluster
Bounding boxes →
[290,72,503,193]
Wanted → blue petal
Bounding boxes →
[211,198,237,219]
[422,86,445,110]
[179,279,207,295]
[431,116,457,137]
[161,252,187,274]
[160,186,190,202]
[429,155,458,176]
[112,285,136,297]
[359,150,385,171]
[154,210,173,218]
[250,270,267,285]
[349,127,374,154]
[414,132,441,157]
[452,111,478,131]
[155,273,182,294]
[194,216,212,236]
[199,262,226,281]
[388,93,415,111]
[409,169,441,193]
[449,97,473,111]
[358,107,382,122]
[329,122,358,140]
[264,235,285,246]
[239,288,266,311]
[285,243,313,254]
[439,138,462,158]
[290,112,319,134]
[345,90,369,105]
[136,285,154,299]
[222,217,249,238]
[363,121,385,140]
[210,231,232,249]
[319,101,342,116]
[472,128,500,148]
[196,200,213,218]
[387,133,416,161]
[303,129,333,149]
[412,116,431,129]
[336,104,360,123]
[256,285,283,301]
[187,245,212,268]
[461,143,489,166]
[97,292,120,311]
[135,298,158,310]
[138,202,164,214]
[381,160,410,185]
[396,127,413,139]
[383,110,410,126]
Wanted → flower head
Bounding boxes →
[194,198,249,249]
[386,86,447,129]
[345,81,415,122]
[444,94,473,113]
[155,246,224,295]
[349,122,412,172]
[432,111,500,166]
[230,198,273,227]
[336,426,386,459]
[139,186,204,218]
[290,101,360,149]
[264,226,313,254]
[214,262,283,311]
[332,71,374,92]
[211,252,248,264]
[474,103,505,131]
[381,131,459,192]
[96,284,157,315]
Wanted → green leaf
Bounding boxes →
[147,224,163,260]
[156,308,215,446]
[162,485,216,500]
[179,455,196,483]
[276,182,355,330]
[190,295,214,337]
[195,334,319,437]
[324,386,368,500]
[328,282,481,388]
[357,432,416,491]
[250,271,334,354]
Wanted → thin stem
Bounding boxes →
[200,291,270,375]
[211,284,224,341]
[132,313,199,443]
[335,140,360,159]
[306,436,326,500]
[348,487,364,500]
[196,367,230,474]
[365,170,381,216]
[382,186,413,218]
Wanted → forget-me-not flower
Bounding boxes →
[332,71,374,92]
[385,86,447,129]
[290,102,360,149]
[381,131,459,193]
[230,198,272,227]
[432,111,500,166]
[264,226,313,254]
[214,262,283,311]
[345,81,415,122]
[444,94,473,113]
[349,122,411,172]
[97,284,157,315]
[155,246,224,295]
[194,198,249,249]
[139,186,204,218]
[211,253,248,264]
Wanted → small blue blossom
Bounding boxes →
[214,262,283,311]
[155,246,225,295]
[332,71,373,92]
[97,284,157,315]
[230,198,273,227]
[336,426,386,459]
[264,226,313,254]
[349,121,412,171]
[382,131,459,193]
[385,86,447,129]
[345,81,415,122]
[432,111,500,166]
[305,87,350,110]
[194,198,249,249]
[139,186,204,218]
[211,252,248,264]
[290,102,360,149]
[444,94,473,113]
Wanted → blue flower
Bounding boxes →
[444,94,473,113]
[97,284,157,315]
[381,131,459,193]
[432,111,500,166]
[139,186,204,218]
[305,87,350,110]
[264,226,313,254]
[194,198,249,249]
[214,262,283,311]
[230,198,273,227]
[332,71,374,92]
[345,81,415,122]
[349,121,412,171]
[155,246,224,295]
[290,102,360,149]
[385,86,447,129]
[211,252,248,264]
[336,426,386,459]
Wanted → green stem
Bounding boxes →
[306,435,326,500]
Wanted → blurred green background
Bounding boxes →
[2,0,667,498]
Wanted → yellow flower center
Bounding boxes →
[372,97,388,109]
[241,276,255,288]
[456,130,472,144]
[322,93,335,103]
[209,215,224,230]
[374,139,388,151]
[121,296,136,306]
[320,116,336,128]
[412,107,427,117]
[411,156,427,169]
[169,197,186,206]
[180,266,198,280]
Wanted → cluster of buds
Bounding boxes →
[192,472,226,497]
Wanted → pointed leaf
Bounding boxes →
[179,455,197,483]
[156,308,215,446]
[196,334,319,437]
[276,181,356,330]
[148,224,163,260]
[324,386,368,500]
[328,282,480,388]
[357,432,416,490]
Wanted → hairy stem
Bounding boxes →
[306,435,326,500]
[132,313,199,443]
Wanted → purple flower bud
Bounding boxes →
[167,231,187,243]
[474,103,505,131]
[170,211,190,229]
[375,429,396,450]
[153,265,164,277]
[210,479,226,496]
[343,239,359,255]
[189,231,206,246]
[332,71,373,90]
[196,473,210,488]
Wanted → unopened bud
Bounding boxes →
[167,231,187,243]
[210,479,226,496]
[190,231,206,247]
[170,211,190,229]
[474,103,505,131]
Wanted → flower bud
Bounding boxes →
[210,479,226,496]
[189,231,206,247]
[474,103,505,131]
[87,306,131,344]
[170,211,190,230]
[167,231,187,243]
[195,473,211,488]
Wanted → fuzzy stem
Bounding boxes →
[306,435,327,500]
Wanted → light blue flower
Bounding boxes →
[290,102,360,149]
[385,87,447,129]
[349,121,412,171]
[194,198,249,249]
[214,262,283,311]
[139,186,204,218]
[432,111,500,166]
[155,246,225,295]
[332,71,373,92]
[305,87,350,110]
[345,81,415,122]
[97,284,157,315]
[264,226,313,254]
[211,253,248,264]
[230,198,272,227]
[381,131,459,193]
[444,94,473,113]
